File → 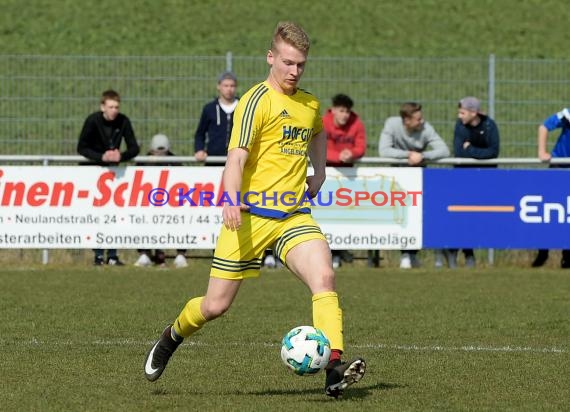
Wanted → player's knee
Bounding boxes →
[201,300,231,320]
[318,269,336,289]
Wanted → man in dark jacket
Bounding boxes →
[453,96,500,161]
[193,71,238,166]
[77,89,140,266]
[447,96,500,268]
[77,89,139,165]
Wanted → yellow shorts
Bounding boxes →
[210,212,326,279]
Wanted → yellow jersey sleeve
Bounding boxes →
[229,81,322,213]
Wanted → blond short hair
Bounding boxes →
[270,21,310,54]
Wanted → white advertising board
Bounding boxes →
[0,166,422,249]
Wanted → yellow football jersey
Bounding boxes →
[228,81,323,214]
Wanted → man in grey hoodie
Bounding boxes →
[379,102,450,268]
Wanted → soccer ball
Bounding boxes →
[280,326,331,376]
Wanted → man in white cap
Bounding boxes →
[135,134,188,268]
[150,133,171,154]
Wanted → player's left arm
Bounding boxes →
[307,130,327,198]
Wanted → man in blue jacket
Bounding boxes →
[194,71,238,166]
[447,96,500,268]
[532,107,570,268]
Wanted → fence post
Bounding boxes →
[488,53,496,118]
[226,51,233,72]
[487,53,496,266]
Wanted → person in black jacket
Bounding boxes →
[446,96,500,268]
[77,89,140,266]
[193,71,238,166]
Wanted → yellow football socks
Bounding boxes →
[312,291,344,352]
[173,296,207,338]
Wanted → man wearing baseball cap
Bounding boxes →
[446,96,500,268]
[455,96,500,160]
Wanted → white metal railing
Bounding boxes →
[1,155,570,165]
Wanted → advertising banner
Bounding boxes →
[313,167,422,250]
[0,166,224,249]
[423,168,570,248]
[0,166,423,249]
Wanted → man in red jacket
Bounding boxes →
[323,94,367,267]
[323,94,367,167]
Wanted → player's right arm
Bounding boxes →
[307,130,327,198]
[222,82,267,228]
[222,147,248,231]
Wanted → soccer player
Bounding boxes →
[144,21,366,398]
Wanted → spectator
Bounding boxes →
[532,108,570,268]
[323,93,366,268]
[379,102,450,269]
[194,71,238,166]
[77,89,140,266]
[446,96,500,268]
[135,134,188,268]
[194,72,239,261]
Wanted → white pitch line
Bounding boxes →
[352,343,567,354]
[14,339,567,354]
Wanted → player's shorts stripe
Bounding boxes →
[212,256,262,272]
[213,256,263,264]
[274,225,323,257]
[211,263,262,273]
[239,84,268,147]
[212,256,263,267]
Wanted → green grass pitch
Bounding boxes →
[1,262,568,411]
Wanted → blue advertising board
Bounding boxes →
[423,168,570,249]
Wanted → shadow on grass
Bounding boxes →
[248,382,402,400]
[147,382,402,399]
[150,387,175,396]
